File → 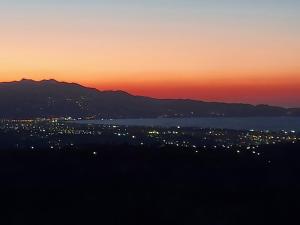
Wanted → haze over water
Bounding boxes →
[75,117,300,132]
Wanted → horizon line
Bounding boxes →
[0,78,298,109]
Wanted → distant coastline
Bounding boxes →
[73,117,300,132]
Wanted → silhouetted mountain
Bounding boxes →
[0,79,299,119]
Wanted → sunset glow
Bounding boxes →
[1,0,299,107]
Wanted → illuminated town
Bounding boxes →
[1,119,299,157]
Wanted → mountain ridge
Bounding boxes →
[0,79,299,119]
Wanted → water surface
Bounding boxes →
[74,117,300,132]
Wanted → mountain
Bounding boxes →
[0,79,299,119]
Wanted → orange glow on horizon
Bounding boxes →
[1,1,299,107]
[1,71,300,107]
[88,76,300,107]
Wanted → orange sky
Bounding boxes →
[0,1,299,107]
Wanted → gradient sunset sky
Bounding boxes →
[0,0,299,107]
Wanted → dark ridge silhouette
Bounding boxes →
[0,143,299,225]
[0,79,299,119]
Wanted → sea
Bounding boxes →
[73,117,300,132]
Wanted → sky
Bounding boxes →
[0,0,299,107]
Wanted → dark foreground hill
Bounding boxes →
[0,143,299,225]
[0,79,299,119]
